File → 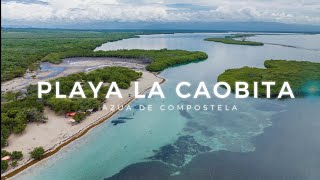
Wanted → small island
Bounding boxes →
[218,60,320,97]
[204,34,264,46]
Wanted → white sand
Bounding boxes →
[2,71,163,175]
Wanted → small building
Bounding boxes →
[86,109,94,114]
[65,112,76,118]
[68,119,76,125]
[1,155,11,161]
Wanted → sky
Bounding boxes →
[1,0,320,28]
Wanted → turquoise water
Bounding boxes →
[15,33,320,180]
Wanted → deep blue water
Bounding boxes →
[15,33,320,180]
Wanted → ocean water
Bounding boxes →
[15,33,320,180]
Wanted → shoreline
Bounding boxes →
[1,72,165,180]
[1,57,146,92]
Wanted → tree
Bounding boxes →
[118,82,130,89]
[1,150,11,158]
[13,123,27,134]
[24,108,46,122]
[73,113,86,123]
[47,98,74,114]
[75,99,100,112]
[1,125,10,143]
[11,161,18,167]
[1,139,7,148]
[1,114,12,127]
[11,151,23,160]
[30,147,45,160]
[1,160,9,173]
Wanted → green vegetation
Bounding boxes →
[1,67,142,147]
[93,49,208,72]
[1,29,208,147]
[1,29,139,81]
[218,60,320,97]
[73,113,86,123]
[31,48,207,72]
[11,151,23,160]
[30,147,45,160]
[1,160,8,173]
[2,29,207,81]
[44,66,142,114]
[0,150,23,172]
[11,161,18,167]
[1,95,46,147]
[204,34,263,46]
[1,91,21,102]
[205,37,263,46]
[1,150,11,158]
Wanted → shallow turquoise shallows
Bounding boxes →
[15,33,320,180]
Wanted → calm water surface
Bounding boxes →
[15,33,320,180]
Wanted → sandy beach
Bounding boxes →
[1,58,163,178]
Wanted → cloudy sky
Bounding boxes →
[2,0,320,27]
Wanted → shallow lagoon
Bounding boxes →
[15,33,320,180]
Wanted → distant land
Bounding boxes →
[2,21,320,33]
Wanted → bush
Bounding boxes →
[13,123,27,134]
[1,150,11,158]
[30,147,45,160]
[1,139,7,148]
[11,160,18,167]
[118,82,130,89]
[11,151,23,160]
[1,160,9,172]
[73,113,86,123]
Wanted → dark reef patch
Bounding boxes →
[117,117,134,120]
[147,135,211,167]
[107,100,320,180]
[179,109,193,119]
[111,120,126,125]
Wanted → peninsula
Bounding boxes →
[218,60,320,97]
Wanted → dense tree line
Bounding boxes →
[93,49,208,72]
[1,29,140,81]
[35,49,208,72]
[1,95,45,147]
[1,29,208,81]
[218,60,320,97]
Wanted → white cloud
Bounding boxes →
[1,0,320,25]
